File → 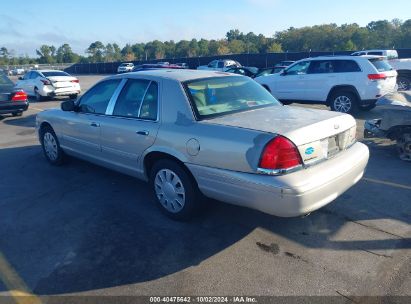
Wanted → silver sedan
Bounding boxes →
[36,70,369,220]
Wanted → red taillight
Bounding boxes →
[259,136,302,170]
[11,91,27,102]
[71,79,79,83]
[368,73,387,80]
[41,79,51,85]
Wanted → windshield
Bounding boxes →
[42,71,71,77]
[369,58,393,72]
[184,76,281,119]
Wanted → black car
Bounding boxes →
[225,66,260,78]
[0,72,29,116]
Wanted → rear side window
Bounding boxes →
[79,79,121,114]
[368,51,383,56]
[307,60,334,74]
[113,79,150,118]
[369,58,393,72]
[333,60,361,73]
[217,61,224,68]
[139,82,158,120]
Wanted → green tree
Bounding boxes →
[36,45,56,63]
[56,44,78,63]
[86,41,105,62]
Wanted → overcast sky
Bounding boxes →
[1,0,410,56]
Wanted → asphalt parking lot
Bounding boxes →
[0,75,410,300]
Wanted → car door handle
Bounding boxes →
[136,130,149,136]
[90,122,100,127]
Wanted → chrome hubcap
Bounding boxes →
[154,169,185,213]
[43,132,58,161]
[334,96,352,113]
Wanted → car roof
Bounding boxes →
[110,69,235,82]
[307,55,384,60]
[34,69,67,73]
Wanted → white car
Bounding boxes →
[117,63,134,73]
[197,59,241,72]
[16,70,81,101]
[352,49,411,91]
[255,56,397,114]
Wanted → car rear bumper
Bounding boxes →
[187,142,369,217]
[0,101,29,114]
[41,85,81,97]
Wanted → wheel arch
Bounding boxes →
[326,85,360,105]
[396,69,411,79]
[143,149,199,188]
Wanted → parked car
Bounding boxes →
[225,66,259,78]
[117,62,135,73]
[36,70,369,220]
[16,70,80,101]
[132,64,185,72]
[197,59,241,71]
[0,72,29,116]
[275,61,295,67]
[352,49,411,91]
[175,63,189,69]
[255,56,397,114]
[364,96,411,161]
[255,66,287,77]
[9,68,25,76]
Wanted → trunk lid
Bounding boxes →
[47,76,77,88]
[204,105,356,165]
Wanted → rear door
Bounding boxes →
[99,79,160,173]
[60,79,123,159]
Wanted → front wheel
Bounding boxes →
[40,127,65,165]
[329,91,358,114]
[69,94,78,100]
[35,88,44,102]
[149,159,202,221]
[397,77,410,91]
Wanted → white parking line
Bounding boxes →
[363,177,411,191]
[28,107,43,112]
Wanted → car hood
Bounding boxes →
[202,105,356,146]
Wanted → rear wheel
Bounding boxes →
[69,94,78,99]
[34,88,44,102]
[329,91,358,114]
[149,159,202,221]
[397,133,411,161]
[40,126,65,165]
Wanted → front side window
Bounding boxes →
[78,79,121,114]
[112,79,150,118]
[285,61,310,75]
[185,76,281,119]
[208,60,218,68]
[217,61,225,69]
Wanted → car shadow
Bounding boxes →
[2,114,36,128]
[0,144,409,295]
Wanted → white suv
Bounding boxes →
[117,62,134,73]
[255,56,398,113]
[197,59,241,72]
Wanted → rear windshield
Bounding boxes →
[369,58,393,72]
[120,63,133,67]
[184,76,281,119]
[42,71,70,77]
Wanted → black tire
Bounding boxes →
[12,112,23,117]
[329,91,359,114]
[69,94,78,100]
[149,159,202,221]
[359,102,377,112]
[40,126,65,165]
[397,77,410,91]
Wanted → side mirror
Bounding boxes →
[280,70,287,76]
[18,77,23,80]
[61,100,76,112]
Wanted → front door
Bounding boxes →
[99,79,160,173]
[60,78,122,159]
